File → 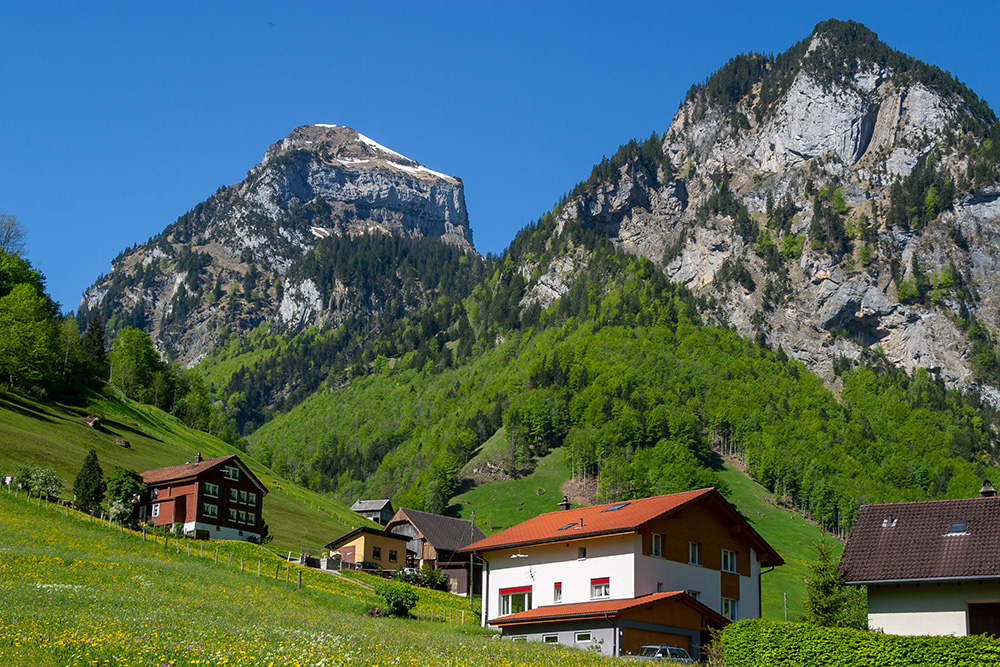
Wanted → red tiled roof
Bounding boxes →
[460,487,782,565]
[141,455,268,494]
[141,456,236,485]
[489,591,728,627]
[841,495,1000,583]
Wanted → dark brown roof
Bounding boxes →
[141,455,268,494]
[489,591,728,628]
[459,488,783,566]
[385,508,485,553]
[841,496,1000,584]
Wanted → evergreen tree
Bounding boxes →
[82,314,108,376]
[802,539,867,629]
[73,449,106,512]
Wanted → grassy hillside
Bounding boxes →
[0,488,611,667]
[0,388,373,554]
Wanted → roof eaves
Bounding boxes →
[461,526,637,554]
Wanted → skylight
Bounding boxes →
[947,521,968,534]
[602,502,630,513]
[558,522,578,531]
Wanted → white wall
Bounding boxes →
[483,534,636,624]
[868,580,1000,636]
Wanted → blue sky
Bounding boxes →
[3,1,998,312]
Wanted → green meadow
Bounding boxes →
[0,388,371,554]
[0,488,615,667]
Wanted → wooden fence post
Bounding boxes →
[228,553,233,567]
[215,547,219,564]
[275,564,279,579]
[297,570,301,590]
[285,566,289,583]
[257,560,261,577]
[240,557,244,572]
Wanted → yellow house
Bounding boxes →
[325,527,411,571]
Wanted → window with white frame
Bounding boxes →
[575,632,592,643]
[246,512,256,526]
[202,503,219,518]
[722,597,739,621]
[248,492,258,506]
[222,466,241,481]
[239,490,248,504]
[227,508,237,521]
[500,587,532,615]
[151,503,160,518]
[577,547,587,560]
[203,482,219,498]
[651,533,663,557]
[689,541,700,565]
[553,582,562,603]
[228,488,238,502]
[722,549,738,573]
[238,510,247,524]
[543,635,558,644]
[687,589,701,601]
[510,636,527,642]
[590,577,610,598]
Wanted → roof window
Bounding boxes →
[947,521,968,534]
[602,502,630,513]
[558,522,578,531]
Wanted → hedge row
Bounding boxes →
[719,619,1000,667]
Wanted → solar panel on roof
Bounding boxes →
[602,502,630,512]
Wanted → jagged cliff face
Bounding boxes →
[79,125,474,365]
[529,22,1000,396]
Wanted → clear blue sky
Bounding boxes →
[3,1,998,312]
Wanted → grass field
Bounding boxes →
[0,388,372,554]
[0,488,614,667]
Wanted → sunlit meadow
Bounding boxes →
[0,490,612,666]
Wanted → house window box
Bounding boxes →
[722,549,738,573]
[500,586,532,615]
[590,577,610,599]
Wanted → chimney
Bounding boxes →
[558,495,571,511]
[980,480,996,497]
[195,452,202,464]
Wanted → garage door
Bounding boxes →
[969,602,1000,637]
[621,628,690,655]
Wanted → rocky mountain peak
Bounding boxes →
[79,124,476,366]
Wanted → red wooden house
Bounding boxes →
[139,453,268,542]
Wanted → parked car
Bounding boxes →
[628,645,694,663]
[356,561,383,573]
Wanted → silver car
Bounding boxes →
[629,645,694,663]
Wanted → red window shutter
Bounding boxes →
[591,577,609,585]
[499,585,532,595]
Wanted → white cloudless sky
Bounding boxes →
[2,1,998,311]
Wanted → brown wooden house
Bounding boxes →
[139,453,268,542]
[384,507,485,595]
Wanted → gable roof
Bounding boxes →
[386,508,485,553]
[141,455,268,495]
[325,526,411,551]
[460,487,783,565]
[489,591,728,628]
[351,499,393,513]
[841,495,1000,584]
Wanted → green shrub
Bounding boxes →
[373,580,418,617]
[718,618,1000,667]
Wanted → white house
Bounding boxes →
[841,481,1000,636]
[460,487,783,658]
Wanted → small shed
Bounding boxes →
[350,499,394,525]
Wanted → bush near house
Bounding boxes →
[717,619,1000,667]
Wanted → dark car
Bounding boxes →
[355,561,383,573]
[629,645,694,663]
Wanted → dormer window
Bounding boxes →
[882,515,897,528]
